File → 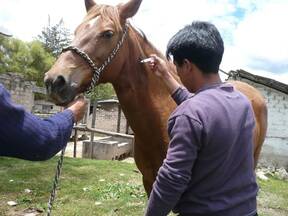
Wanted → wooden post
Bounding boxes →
[85,99,91,125]
[73,127,78,158]
[90,101,97,142]
[117,103,121,133]
[125,119,129,134]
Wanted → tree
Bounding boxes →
[0,36,32,74]
[0,35,55,86]
[37,16,72,57]
[87,83,116,100]
[26,41,55,86]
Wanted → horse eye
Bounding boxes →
[101,30,114,39]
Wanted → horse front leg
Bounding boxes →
[133,140,162,196]
[134,154,158,195]
[141,168,156,196]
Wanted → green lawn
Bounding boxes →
[0,157,146,216]
[258,177,288,216]
[0,157,287,216]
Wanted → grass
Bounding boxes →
[258,177,288,216]
[0,157,146,216]
[0,157,288,216]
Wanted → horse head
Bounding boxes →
[44,0,142,106]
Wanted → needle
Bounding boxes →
[140,57,154,63]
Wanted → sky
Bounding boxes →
[0,0,288,84]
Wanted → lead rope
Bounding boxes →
[46,24,129,216]
[47,146,66,216]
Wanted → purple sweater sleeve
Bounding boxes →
[0,84,74,161]
[145,115,202,216]
[171,87,194,105]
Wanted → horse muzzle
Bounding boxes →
[44,74,77,106]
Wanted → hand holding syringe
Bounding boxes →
[141,54,181,94]
[140,57,155,63]
[140,55,169,78]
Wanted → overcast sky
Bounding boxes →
[1,0,287,83]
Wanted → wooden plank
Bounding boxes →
[73,125,134,139]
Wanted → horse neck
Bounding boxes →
[112,27,176,137]
[113,27,175,108]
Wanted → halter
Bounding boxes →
[61,23,129,93]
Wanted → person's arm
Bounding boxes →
[145,115,202,216]
[171,87,194,105]
[0,85,87,161]
[1,109,74,161]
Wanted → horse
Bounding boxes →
[44,0,267,195]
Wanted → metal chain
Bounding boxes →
[47,146,66,216]
[62,23,129,93]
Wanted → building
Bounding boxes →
[87,99,131,134]
[228,69,288,168]
[33,100,62,114]
[0,72,61,114]
[0,72,35,111]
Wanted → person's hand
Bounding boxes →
[146,54,181,94]
[147,54,171,79]
[66,95,88,122]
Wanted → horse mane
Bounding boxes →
[130,23,148,42]
[128,24,179,79]
[83,4,122,32]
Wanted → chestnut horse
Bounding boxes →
[44,0,267,194]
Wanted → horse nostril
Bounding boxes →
[53,75,66,90]
[44,75,67,94]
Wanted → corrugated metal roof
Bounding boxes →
[228,69,288,94]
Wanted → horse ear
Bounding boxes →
[85,0,97,12]
[118,0,142,20]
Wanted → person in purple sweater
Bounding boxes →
[145,21,258,216]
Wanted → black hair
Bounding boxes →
[166,21,224,74]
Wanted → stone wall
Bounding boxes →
[33,100,62,114]
[87,106,129,134]
[229,77,288,168]
[0,73,35,111]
